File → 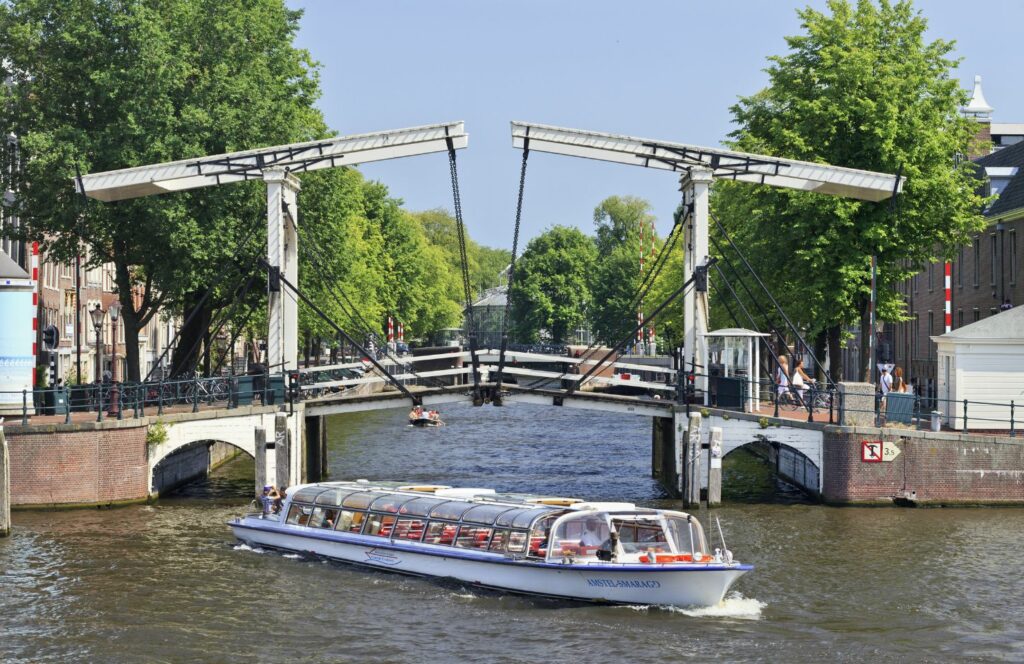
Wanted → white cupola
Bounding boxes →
[962,75,993,120]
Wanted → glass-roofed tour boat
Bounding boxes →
[229,481,751,607]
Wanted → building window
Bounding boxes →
[913,272,918,293]
[990,233,998,285]
[957,309,963,329]
[990,307,998,317]
[973,308,980,322]
[973,238,980,287]
[957,247,963,288]
[927,311,934,340]
[1011,230,1017,286]
[928,262,934,291]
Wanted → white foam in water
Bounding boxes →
[672,592,766,620]
[232,543,265,554]
[282,553,303,560]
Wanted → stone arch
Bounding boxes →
[722,439,820,495]
[703,416,824,494]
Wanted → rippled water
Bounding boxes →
[2,402,1023,662]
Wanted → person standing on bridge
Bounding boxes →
[775,355,790,399]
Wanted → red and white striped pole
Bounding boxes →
[944,262,952,332]
[397,322,404,343]
[31,241,39,387]
[387,316,394,344]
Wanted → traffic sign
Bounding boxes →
[861,440,883,463]
[882,441,901,461]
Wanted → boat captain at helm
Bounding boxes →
[579,518,610,550]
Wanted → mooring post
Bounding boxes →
[683,412,702,507]
[0,423,10,537]
[254,426,267,500]
[707,426,723,506]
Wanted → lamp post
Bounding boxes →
[89,304,105,421]
[108,301,121,417]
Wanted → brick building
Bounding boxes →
[887,76,1024,403]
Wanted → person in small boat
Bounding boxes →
[260,485,276,517]
[273,487,287,514]
[409,405,424,421]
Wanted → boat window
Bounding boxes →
[614,519,670,555]
[397,497,446,517]
[528,515,558,558]
[507,530,528,553]
[337,510,365,534]
[664,517,706,555]
[341,492,377,509]
[512,508,554,530]
[393,518,426,541]
[423,521,458,546]
[488,529,509,552]
[291,487,328,504]
[455,526,493,550]
[428,501,474,521]
[364,514,398,537]
[369,494,414,514]
[549,516,610,560]
[308,507,340,529]
[286,504,313,526]
[315,488,354,506]
[494,508,530,527]
[460,504,515,526]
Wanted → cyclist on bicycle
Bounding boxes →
[775,355,790,398]
[792,357,812,405]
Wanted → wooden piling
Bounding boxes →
[254,426,267,499]
[684,412,702,507]
[1,424,10,537]
[707,426,723,506]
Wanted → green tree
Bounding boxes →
[716,0,986,380]
[509,226,596,343]
[588,196,657,345]
[1,0,323,380]
[414,209,511,301]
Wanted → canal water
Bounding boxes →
[2,402,1023,662]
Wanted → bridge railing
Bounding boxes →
[2,371,284,425]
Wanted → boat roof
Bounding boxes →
[282,480,665,527]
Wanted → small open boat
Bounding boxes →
[409,416,443,427]
[229,480,751,607]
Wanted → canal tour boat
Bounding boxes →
[229,481,751,607]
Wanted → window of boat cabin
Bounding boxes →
[291,486,328,504]
[527,514,560,557]
[397,497,446,518]
[461,504,516,526]
[549,515,610,559]
[664,517,707,555]
[428,500,474,522]
[494,508,532,528]
[369,494,415,514]
[308,507,340,529]
[506,531,529,553]
[488,529,509,552]
[455,525,493,549]
[286,504,314,526]
[613,518,670,554]
[315,488,356,507]
[337,510,365,533]
[423,521,459,546]
[364,514,398,537]
[341,492,377,510]
[393,518,426,541]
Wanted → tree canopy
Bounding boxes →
[714,0,987,380]
[509,225,596,344]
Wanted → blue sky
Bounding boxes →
[288,0,1024,249]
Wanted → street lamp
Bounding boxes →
[108,301,121,417]
[89,304,105,383]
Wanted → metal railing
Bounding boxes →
[3,370,284,425]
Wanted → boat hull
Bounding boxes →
[231,517,749,607]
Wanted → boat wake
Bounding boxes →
[617,592,765,620]
[672,592,765,620]
[232,543,266,554]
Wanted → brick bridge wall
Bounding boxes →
[823,426,1024,505]
[6,422,150,507]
